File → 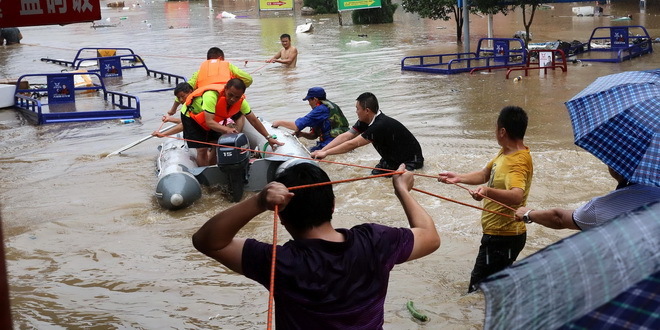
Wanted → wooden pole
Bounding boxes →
[462,0,470,52]
[0,210,13,329]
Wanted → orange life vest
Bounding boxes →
[196,59,232,88]
[187,84,245,131]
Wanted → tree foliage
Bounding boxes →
[303,0,338,14]
[401,0,460,21]
[473,0,542,46]
[352,0,399,24]
[401,0,465,43]
[401,0,507,44]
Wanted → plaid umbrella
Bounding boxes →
[480,201,660,329]
[565,69,659,187]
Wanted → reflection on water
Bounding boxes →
[260,18,297,53]
[1,0,658,328]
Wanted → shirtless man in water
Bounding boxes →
[267,33,298,68]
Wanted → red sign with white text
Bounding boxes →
[0,0,101,28]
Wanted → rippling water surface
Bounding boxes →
[1,0,658,328]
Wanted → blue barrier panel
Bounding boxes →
[99,56,123,77]
[47,74,75,104]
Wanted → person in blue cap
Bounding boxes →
[272,87,349,152]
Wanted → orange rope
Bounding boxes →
[266,205,279,330]
[286,173,510,218]
[197,138,511,326]
[411,188,512,218]
[367,169,516,212]
[248,62,271,74]
[288,171,404,190]
[156,134,515,217]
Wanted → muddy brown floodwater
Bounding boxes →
[1,0,658,328]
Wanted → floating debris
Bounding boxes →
[91,21,118,29]
[346,40,371,46]
[218,11,236,19]
[406,301,429,322]
[107,1,125,8]
[296,22,313,34]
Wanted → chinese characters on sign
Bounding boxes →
[0,0,101,28]
[539,51,553,68]
[259,0,293,11]
[337,0,381,11]
[99,57,123,78]
[610,27,629,49]
[47,74,76,104]
[494,40,509,63]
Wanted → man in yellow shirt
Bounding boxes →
[438,106,533,293]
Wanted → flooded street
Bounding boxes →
[1,0,658,328]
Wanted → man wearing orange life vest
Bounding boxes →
[166,47,252,120]
[156,79,283,167]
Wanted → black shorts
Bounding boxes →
[468,232,526,292]
[371,158,424,175]
[182,115,220,149]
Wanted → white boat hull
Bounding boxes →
[155,117,315,209]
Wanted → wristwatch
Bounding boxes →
[264,134,277,140]
[522,209,534,223]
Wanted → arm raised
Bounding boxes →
[192,182,294,273]
[393,165,440,261]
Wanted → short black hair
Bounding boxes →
[497,106,528,140]
[226,78,246,92]
[356,92,379,113]
[280,33,291,40]
[174,82,193,95]
[207,47,224,60]
[275,163,334,231]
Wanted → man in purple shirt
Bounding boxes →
[192,162,440,329]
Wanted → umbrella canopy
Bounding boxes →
[480,201,660,329]
[565,69,659,187]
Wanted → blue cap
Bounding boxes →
[302,87,326,101]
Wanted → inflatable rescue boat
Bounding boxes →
[155,117,315,210]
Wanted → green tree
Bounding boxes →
[303,0,338,14]
[473,0,541,47]
[352,0,399,24]
[401,0,466,44]
[402,0,507,44]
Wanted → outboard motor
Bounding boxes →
[216,133,251,202]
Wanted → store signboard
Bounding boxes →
[259,0,293,11]
[0,0,101,28]
[338,0,381,11]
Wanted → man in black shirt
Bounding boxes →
[310,92,424,175]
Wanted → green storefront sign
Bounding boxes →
[337,0,382,11]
